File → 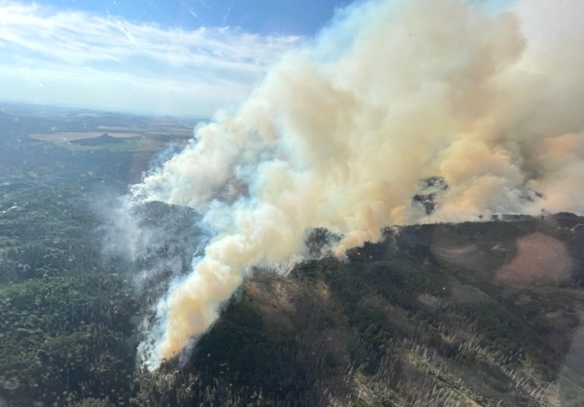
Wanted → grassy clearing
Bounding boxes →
[52,138,165,152]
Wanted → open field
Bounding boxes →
[52,138,173,152]
[96,125,193,138]
[30,132,143,142]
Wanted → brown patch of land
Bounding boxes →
[496,232,573,283]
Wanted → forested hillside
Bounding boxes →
[1,112,584,406]
[2,179,584,406]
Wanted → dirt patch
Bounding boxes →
[496,232,573,284]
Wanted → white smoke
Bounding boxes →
[130,0,584,368]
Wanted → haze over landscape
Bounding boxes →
[127,0,584,368]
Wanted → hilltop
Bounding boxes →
[133,214,584,407]
[70,133,125,146]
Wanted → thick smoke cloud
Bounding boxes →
[130,0,584,368]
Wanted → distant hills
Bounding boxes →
[0,102,197,143]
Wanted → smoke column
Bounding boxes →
[132,0,584,368]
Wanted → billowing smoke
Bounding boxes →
[130,0,584,368]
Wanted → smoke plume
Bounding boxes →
[131,0,584,368]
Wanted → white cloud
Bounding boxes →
[0,1,302,115]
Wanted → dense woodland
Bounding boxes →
[1,107,584,406]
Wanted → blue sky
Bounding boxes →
[28,0,355,35]
[0,0,354,117]
[0,0,513,117]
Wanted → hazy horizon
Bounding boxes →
[0,0,350,117]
